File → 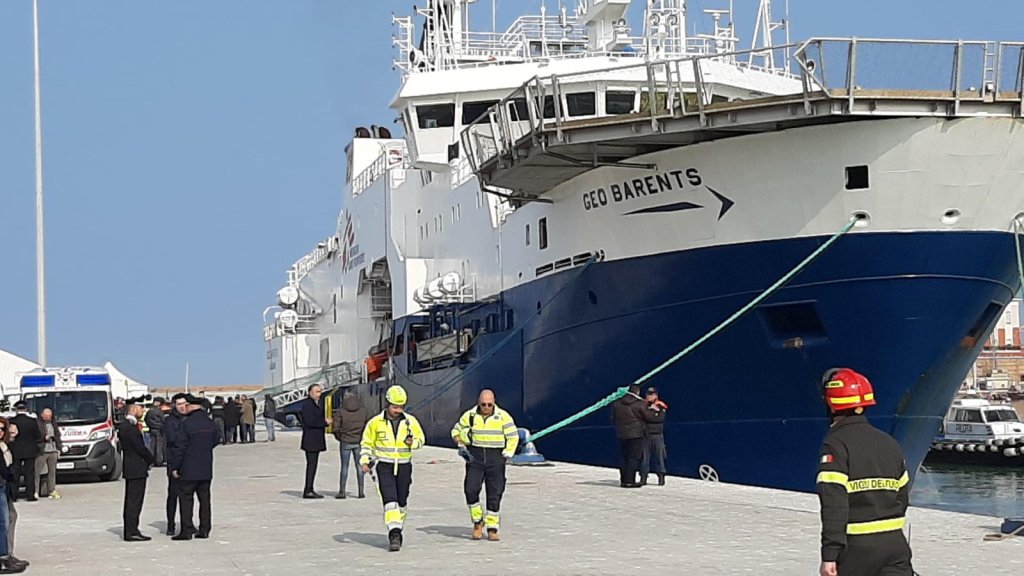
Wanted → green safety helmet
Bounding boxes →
[385,385,408,406]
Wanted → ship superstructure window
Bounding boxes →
[526,224,531,246]
[417,103,455,129]
[606,91,636,115]
[537,95,556,119]
[538,218,548,249]
[566,92,596,117]
[508,98,530,121]
[462,100,499,125]
[845,165,869,190]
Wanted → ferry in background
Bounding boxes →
[262,0,1024,492]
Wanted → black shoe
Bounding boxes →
[638,475,648,486]
[195,531,210,539]
[7,557,29,570]
[303,491,323,499]
[26,497,37,502]
[166,524,176,536]
[357,492,365,499]
[335,492,346,499]
[124,534,152,542]
[171,531,194,541]
[620,482,641,488]
[388,529,402,552]
[0,558,26,574]
[658,474,666,486]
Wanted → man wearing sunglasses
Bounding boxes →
[450,389,519,542]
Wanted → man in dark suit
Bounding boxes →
[118,401,156,541]
[163,393,189,536]
[300,384,328,499]
[168,394,220,540]
[9,402,41,502]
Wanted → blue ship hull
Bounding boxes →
[376,231,1022,493]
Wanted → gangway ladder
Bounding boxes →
[983,41,999,95]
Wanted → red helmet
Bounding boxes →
[822,368,876,411]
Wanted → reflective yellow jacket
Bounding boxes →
[450,405,519,458]
[359,411,425,468]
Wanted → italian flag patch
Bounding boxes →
[820,454,834,464]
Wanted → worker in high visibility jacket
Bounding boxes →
[816,368,914,576]
[450,389,519,541]
[359,385,425,552]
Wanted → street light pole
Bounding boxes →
[33,0,48,367]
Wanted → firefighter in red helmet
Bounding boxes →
[816,368,915,576]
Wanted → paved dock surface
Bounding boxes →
[17,431,1022,575]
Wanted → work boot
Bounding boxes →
[471,522,484,540]
[487,529,500,542]
[6,557,28,570]
[166,523,176,536]
[638,475,648,487]
[335,491,346,499]
[388,529,402,552]
[658,474,666,486]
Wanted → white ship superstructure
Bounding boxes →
[263,0,1024,491]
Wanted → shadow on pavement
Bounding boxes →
[333,532,389,550]
[417,525,471,540]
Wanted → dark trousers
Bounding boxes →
[463,451,506,512]
[304,451,320,494]
[225,425,237,443]
[11,457,36,500]
[123,478,147,537]
[618,438,644,485]
[178,480,212,535]
[376,461,412,508]
[166,473,182,527]
[150,430,165,465]
[838,533,914,576]
[213,418,226,443]
[640,434,667,478]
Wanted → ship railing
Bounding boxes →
[286,235,338,286]
[793,38,1024,115]
[459,40,800,177]
[461,37,1024,182]
[352,144,410,197]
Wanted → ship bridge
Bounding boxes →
[461,38,1024,198]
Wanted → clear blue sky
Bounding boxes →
[0,0,1022,387]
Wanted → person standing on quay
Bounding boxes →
[119,401,156,542]
[169,394,220,540]
[300,384,329,499]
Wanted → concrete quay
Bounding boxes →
[16,431,1022,575]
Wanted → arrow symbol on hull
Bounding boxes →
[706,186,735,221]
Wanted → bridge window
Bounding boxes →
[462,100,499,125]
[606,91,636,115]
[566,92,596,117]
[417,103,455,129]
[508,98,530,121]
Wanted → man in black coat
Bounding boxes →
[300,384,328,499]
[163,393,189,536]
[611,384,648,488]
[168,394,220,540]
[144,398,167,466]
[9,402,42,502]
[118,402,156,541]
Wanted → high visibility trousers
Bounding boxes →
[376,462,412,532]
[838,532,914,576]
[464,452,506,530]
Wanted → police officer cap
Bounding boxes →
[13,401,27,410]
[183,393,203,406]
[646,386,658,395]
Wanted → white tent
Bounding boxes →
[0,350,39,398]
[103,361,149,399]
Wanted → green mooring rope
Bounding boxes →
[1014,216,1024,298]
[527,216,860,444]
